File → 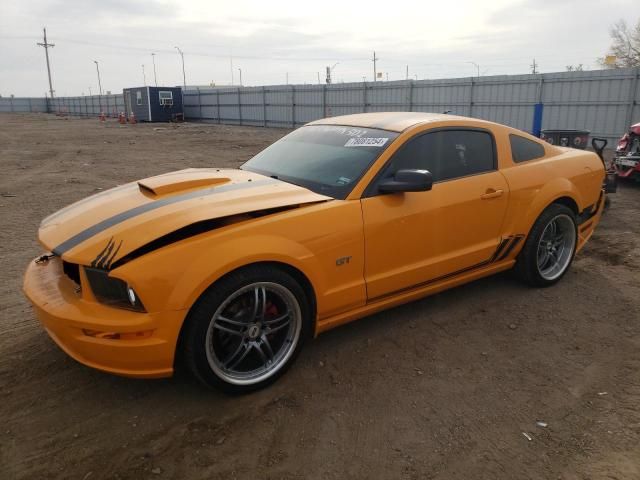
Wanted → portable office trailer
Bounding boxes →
[122,86,183,122]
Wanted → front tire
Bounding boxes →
[515,204,577,287]
[182,265,312,394]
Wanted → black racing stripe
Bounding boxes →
[43,169,229,225]
[52,178,279,255]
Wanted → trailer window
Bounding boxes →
[159,91,173,106]
[136,91,142,105]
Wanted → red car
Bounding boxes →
[615,122,640,181]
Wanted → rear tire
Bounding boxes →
[515,204,577,287]
[182,265,312,394]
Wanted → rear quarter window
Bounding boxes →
[510,134,546,163]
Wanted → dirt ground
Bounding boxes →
[1,113,639,480]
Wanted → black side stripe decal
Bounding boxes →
[52,178,279,256]
[497,235,524,261]
[491,237,511,262]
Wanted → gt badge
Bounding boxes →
[336,256,352,266]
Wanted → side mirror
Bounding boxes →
[378,169,433,193]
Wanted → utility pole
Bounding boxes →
[151,53,158,86]
[372,51,379,81]
[142,64,146,86]
[230,55,234,85]
[174,46,186,90]
[286,72,289,84]
[530,58,539,74]
[317,72,320,84]
[88,86,92,96]
[386,72,389,81]
[93,60,103,95]
[37,27,55,98]
[238,68,243,86]
[406,65,409,80]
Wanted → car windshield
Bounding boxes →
[241,125,399,199]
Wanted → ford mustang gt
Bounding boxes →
[23,112,606,392]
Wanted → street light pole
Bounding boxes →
[372,51,379,81]
[151,53,158,86]
[174,46,186,90]
[467,61,480,78]
[93,60,103,95]
[326,62,339,84]
[238,68,243,86]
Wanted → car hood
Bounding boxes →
[39,168,330,267]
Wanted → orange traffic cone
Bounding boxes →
[99,112,106,122]
[118,112,126,125]
[128,112,136,124]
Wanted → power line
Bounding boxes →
[36,27,55,98]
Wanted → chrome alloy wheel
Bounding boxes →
[536,214,576,281]
[205,282,302,386]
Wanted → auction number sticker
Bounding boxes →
[344,137,389,147]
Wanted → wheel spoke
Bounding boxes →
[213,322,244,337]
[260,334,275,359]
[266,320,291,335]
[253,341,270,363]
[537,249,548,269]
[251,286,267,321]
[226,342,251,370]
[263,312,290,325]
[217,315,248,327]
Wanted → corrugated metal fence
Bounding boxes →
[2,68,638,145]
[47,95,126,117]
[183,68,640,144]
[0,97,48,113]
[0,95,125,116]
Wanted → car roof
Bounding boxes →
[307,112,496,133]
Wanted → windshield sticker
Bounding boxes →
[336,176,351,185]
[344,137,389,148]
[313,126,369,137]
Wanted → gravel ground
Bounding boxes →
[1,113,639,480]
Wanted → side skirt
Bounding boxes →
[315,259,516,335]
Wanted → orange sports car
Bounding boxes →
[23,112,606,393]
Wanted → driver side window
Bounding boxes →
[384,133,438,178]
[379,129,495,184]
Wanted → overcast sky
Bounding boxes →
[0,0,633,97]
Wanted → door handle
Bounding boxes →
[481,189,504,200]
